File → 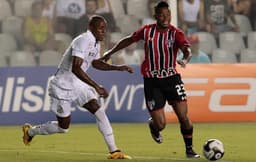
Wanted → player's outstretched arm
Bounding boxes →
[72,56,108,98]
[92,59,133,73]
[101,36,134,62]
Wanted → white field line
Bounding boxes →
[0,149,190,161]
[0,149,234,162]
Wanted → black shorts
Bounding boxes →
[144,74,187,112]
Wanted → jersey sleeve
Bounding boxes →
[175,29,190,49]
[131,25,146,42]
[71,37,88,59]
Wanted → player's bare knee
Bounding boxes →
[84,99,100,114]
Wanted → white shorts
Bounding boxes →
[48,77,98,117]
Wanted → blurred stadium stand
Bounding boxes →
[0,0,255,67]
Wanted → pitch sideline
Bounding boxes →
[0,149,191,161]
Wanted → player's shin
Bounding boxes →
[28,121,68,136]
[94,108,118,152]
[180,126,193,148]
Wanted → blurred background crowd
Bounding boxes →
[0,0,255,67]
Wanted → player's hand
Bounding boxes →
[177,59,187,68]
[118,65,134,73]
[95,85,108,98]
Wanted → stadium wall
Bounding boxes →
[0,64,256,125]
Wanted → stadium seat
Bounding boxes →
[0,0,12,21]
[14,0,34,17]
[39,50,62,66]
[240,49,256,63]
[196,32,217,56]
[9,51,37,67]
[0,33,17,55]
[0,54,8,67]
[234,14,252,37]
[0,50,13,65]
[127,0,149,20]
[115,15,140,34]
[212,49,237,63]
[219,32,245,55]
[2,16,23,36]
[247,31,256,50]
[54,33,72,49]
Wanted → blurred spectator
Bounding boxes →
[86,0,98,17]
[97,0,111,13]
[23,1,60,54]
[251,1,256,30]
[55,0,85,36]
[95,0,117,32]
[141,0,157,25]
[178,0,205,35]
[42,0,57,23]
[229,0,251,16]
[115,43,142,65]
[178,34,211,63]
[205,0,239,38]
[6,0,15,14]
[229,0,256,30]
[74,0,117,36]
[73,0,96,37]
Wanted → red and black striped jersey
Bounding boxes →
[131,24,190,78]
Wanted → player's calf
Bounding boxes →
[148,118,163,144]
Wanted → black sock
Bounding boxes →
[184,137,193,150]
[181,127,193,149]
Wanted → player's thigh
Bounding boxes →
[150,108,166,127]
[83,99,100,114]
[172,100,188,121]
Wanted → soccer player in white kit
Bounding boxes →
[22,15,132,159]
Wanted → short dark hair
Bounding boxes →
[154,1,169,14]
[89,15,106,27]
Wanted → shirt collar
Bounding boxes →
[87,30,98,47]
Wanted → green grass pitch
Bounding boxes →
[0,122,255,162]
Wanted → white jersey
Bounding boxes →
[52,30,100,90]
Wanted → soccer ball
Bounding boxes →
[203,139,224,161]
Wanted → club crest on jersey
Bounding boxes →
[166,39,174,48]
[89,51,98,57]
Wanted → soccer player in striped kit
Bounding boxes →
[102,1,200,158]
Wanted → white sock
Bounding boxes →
[28,121,68,136]
[95,108,118,152]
